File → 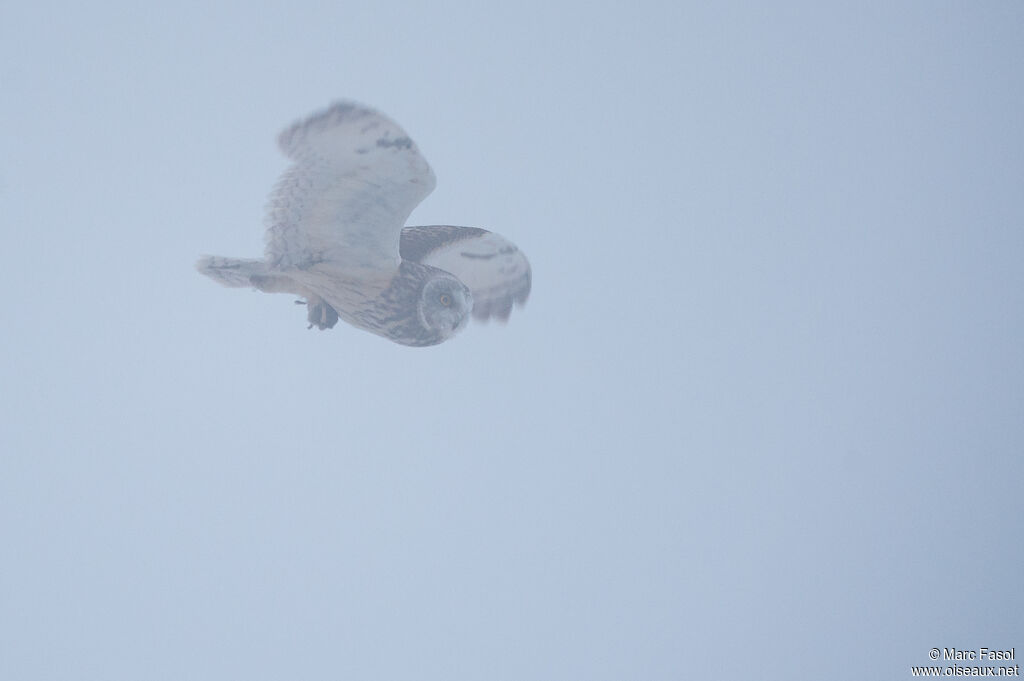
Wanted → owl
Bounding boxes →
[196,102,530,346]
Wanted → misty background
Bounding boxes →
[2,2,1022,679]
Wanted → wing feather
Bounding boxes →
[264,102,436,269]
[400,225,531,322]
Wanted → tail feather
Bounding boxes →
[195,256,269,288]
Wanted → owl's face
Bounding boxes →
[418,275,473,340]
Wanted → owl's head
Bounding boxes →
[378,262,473,346]
[418,275,473,340]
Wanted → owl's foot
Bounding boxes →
[296,298,338,330]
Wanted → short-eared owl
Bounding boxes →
[197,102,530,346]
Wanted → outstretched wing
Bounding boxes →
[265,102,436,269]
[400,225,531,322]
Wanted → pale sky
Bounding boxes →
[1,2,1022,679]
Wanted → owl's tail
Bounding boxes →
[195,256,271,288]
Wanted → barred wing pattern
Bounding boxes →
[265,102,436,269]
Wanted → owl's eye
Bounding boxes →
[439,294,452,307]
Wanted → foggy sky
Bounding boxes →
[1,2,1022,679]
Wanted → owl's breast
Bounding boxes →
[288,260,466,346]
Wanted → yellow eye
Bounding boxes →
[439,294,451,306]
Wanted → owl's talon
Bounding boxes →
[304,298,339,330]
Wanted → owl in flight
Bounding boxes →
[197,101,530,346]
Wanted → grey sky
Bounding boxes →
[2,1,1022,679]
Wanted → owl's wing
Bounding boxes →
[400,225,531,322]
[265,102,436,269]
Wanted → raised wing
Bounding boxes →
[265,102,436,269]
[400,225,531,322]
